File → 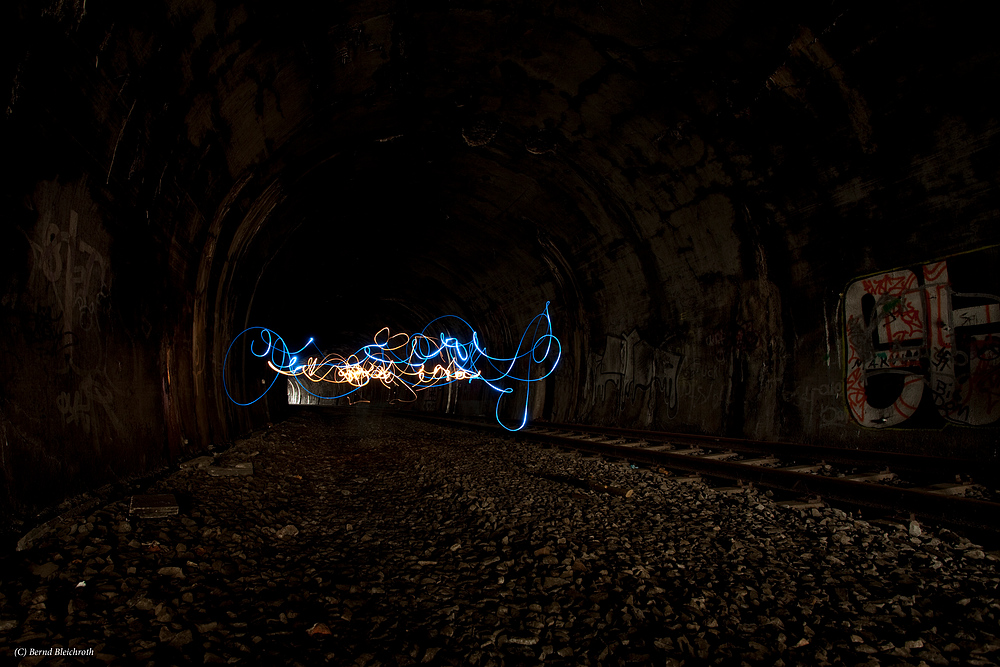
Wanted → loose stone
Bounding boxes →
[2,411,998,666]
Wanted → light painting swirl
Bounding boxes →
[224,303,561,431]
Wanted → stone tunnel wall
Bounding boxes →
[0,178,168,520]
[3,0,1000,530]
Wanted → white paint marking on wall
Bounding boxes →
[107,99,136,184]
[833,295,842,368]
[61,210,80,349]
[823,298,832,367]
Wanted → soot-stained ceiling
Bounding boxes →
[236,0,821,339]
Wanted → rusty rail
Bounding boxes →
[533,420,998,481]
[400,412,1000,539]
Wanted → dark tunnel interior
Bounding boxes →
[4,0,1000,533]
[7,2,1000,665]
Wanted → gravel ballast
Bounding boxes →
[1,407,999,666]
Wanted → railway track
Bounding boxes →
[401,413,1000,543]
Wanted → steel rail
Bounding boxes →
[400,413,1000,537]
[531,420,999,481]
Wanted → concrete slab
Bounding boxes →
[910,482,969,496]
[179,455,215,469]
[206,463,254,476]
[844,470,896,482]
[129,494,179,518]
[778,464,824,473]
[711,486,749,495]
[700,451,739,460]
[670,475,703,484]
[740,457,780,466]
[776,498,825,509]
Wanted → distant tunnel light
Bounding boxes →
[224,303,561,430]
[287,376,321,405]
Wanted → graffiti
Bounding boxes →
[55,368,122,436]
[677,355,720,382]
[783,382,846,429]
[675,366,716,409]
[844,258,1000,427]
[704,330,727,362]
[592,330,683,421]
[25,209,112,364]
[56,386,91,432]
[25,207,119,434]
[704,329,758,363]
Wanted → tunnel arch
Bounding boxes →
[4,0,1000,528]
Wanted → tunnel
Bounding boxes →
[2,1,1000,664]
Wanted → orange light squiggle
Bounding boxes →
[224,303,560,431]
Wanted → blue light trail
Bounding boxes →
[223,303,561,431]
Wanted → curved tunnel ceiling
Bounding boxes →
[217,0,809,339]
[208,0,1000,430]
[4,0,1000,519]
[176,0,834,329]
